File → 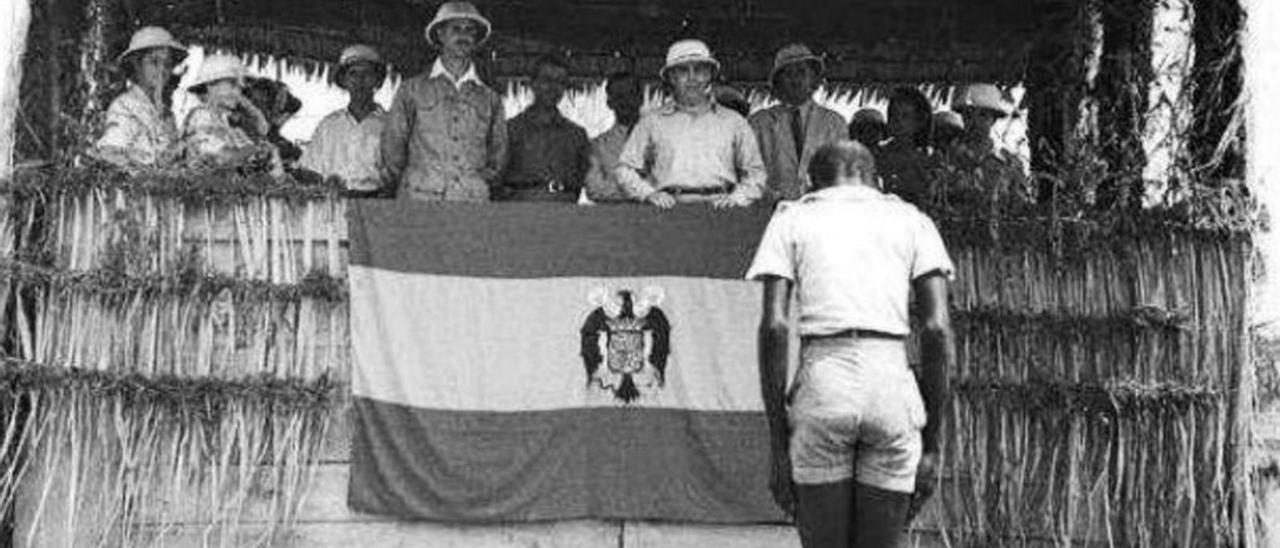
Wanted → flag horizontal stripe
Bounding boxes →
[347,398,786,524]
[346,200,773,279]
[350,267,764,412]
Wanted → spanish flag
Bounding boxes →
[346,201,784,523]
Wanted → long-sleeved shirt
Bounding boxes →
[749,100,848,200]
[615,102,766,204]
[92,84,178,167]
[584,123,632,203]
[381,59,508,202]
[299,107,387,191]
[499,107,590,202]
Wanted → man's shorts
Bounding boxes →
[787,336,926,493]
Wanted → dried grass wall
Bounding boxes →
[0,170,1256,547]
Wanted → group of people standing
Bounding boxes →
[89,1,1025,211]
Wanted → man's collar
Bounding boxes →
[658,99,717,116]
[344,103,386,122]
[431,58,482,89]
[802,184,887,203]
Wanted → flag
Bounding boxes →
[346,201,785,523]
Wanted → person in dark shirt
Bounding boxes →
[875,87,937,206]
[498,52,591,202]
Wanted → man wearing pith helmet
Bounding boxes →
[381,1,508,202]
[616,39,766,209]
[300,44,389,196]
[749,44,847,201]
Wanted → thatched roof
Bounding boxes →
[113,0,1073,84]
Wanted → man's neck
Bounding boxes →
[527,102,559,123]
[675,97,711,115]
[440,55,472,80]
[347,98,378,122]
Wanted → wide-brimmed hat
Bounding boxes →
[117,26,187,66]
[851,108,886,126]
[954,84,1012,117]
[425,2,492,47]
[933,110,964,130]
[770,44,824,83]
[332,44,387,85]
[660,39,720,80]
[187,54,247,94]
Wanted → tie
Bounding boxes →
[791,105,805,159]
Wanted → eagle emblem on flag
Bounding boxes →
[580,287,671,403]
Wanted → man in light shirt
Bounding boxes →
[381,1,507,202]
[748,140,955,548]
[616,39,766,209]
[299,45,388,197]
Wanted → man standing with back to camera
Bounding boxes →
[748,140,955,548]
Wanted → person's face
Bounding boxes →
[962,108,998,136]
[438,18,484,59]
[134,48,175,93]
[888,100,925,140]
[850,120,886,148]
[530,63,569,108]
[206,79,242,107]
[774,62,817,106]
[667,63,714,106]
[341,62,382,100]
[606,77,642,124]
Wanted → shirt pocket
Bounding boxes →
[457,96,493,144]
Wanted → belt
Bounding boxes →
[662,185,729,196]
[801,329,906,342]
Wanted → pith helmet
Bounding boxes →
[117,26,187,66]
[660,39,720,80]
[770,44,824,83]
[954,84,1012,117]
[425,2,493,46]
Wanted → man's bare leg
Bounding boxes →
[850,482,911,548]
[796,480,852,548]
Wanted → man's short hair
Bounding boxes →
[807,140,877,190]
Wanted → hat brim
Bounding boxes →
[116,45,189,68]
[955,104,1011,118]
[332,60,388,87]
[660,58,720,80]
[425,14,493,47]
[770,56,824,83]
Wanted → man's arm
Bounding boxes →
[615,118,660,201]
[483,97,509,191]
[758,275,795,514]
[379,82,414,195]
[758,275,792,444]
[912,272,953,454]
[730,119,767,204]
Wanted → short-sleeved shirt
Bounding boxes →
[93,84,178,167]
[299,107,387,191]
[616,102,766,204]
[745,184,954,336]
[584,123,632,202]
[380,59,508,202]
[749,101,848,200]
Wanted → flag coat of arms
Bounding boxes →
[346,201,784,523]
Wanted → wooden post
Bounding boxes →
[1243,0,1280,546]
[1187,0,1245,182]
[0,0,34,178]
[1094,0,1155,210]
[74,0,120,154]
[1025,0,1102,204]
